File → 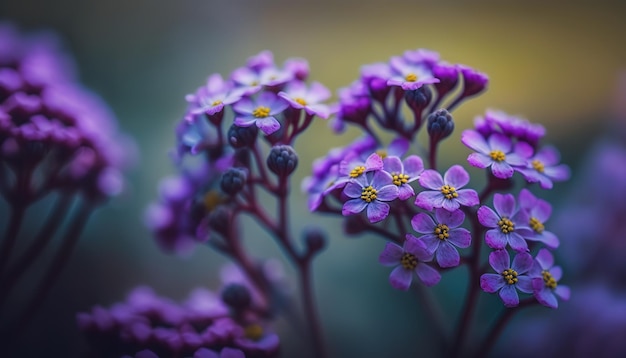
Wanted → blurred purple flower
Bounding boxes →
[517,145,571,189]
[233,92,288,135]
[379,235,441,290]
[278,81,332,118]
[517,189,559,249]
[530,249,570,309]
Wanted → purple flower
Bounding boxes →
[386,56,440,90]
[278,81,332,118]
[342,170,399,223]
[477,109,546,145]
[339,152,384,179]
[186,74,247,118]
[409,209,471,268]
[517,145,571,189]
[233,92,288,135]
[517,189,560,248]
[530,249,570,309]
[415,165,479,211]
[478,193,533,252]
[382,155,424,200]
[379,235,441,290]
[480,250,534,307]
[194,347,245,358]
[462,130,533,179]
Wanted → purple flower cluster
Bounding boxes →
[462,109,570,187]
[77,285,279,358]
[0,23,134,200]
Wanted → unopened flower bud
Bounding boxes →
[427,109,454,142]
[404,86,432,111]
[220,168,247,195]
[208,206,231,235]
[267,145,298,177]
[302,227,327,255]
[460,65,488,98]
[228,124,258,148]
[221,283,251,310]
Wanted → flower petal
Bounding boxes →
[508,233,529,253]
[403,155,424,177]
[455,189,479,207]
[419,170,444,190]
[488,132,512,153]
[485,230,507,250]
[376,185,399,201]
[512,252,534,273]
[366,201,390,223]
[489,249,510,272]
[379,242,404,266]
[436,242,460,268]
[411,213,436,233]
[444,165,470,188]
[499,284,520,307]
[491,161,514,179]
[535,248,554,270]
[467,153,492,168]
[478,206,500,228]
[383,156,403,173]
[415,191,444,211]
[480,273,505,293]
[461,129,490,153]
[389,266,413,291]
[447,228,471,248]
[342,198,368,215]
[343,182,363,198]
[256,116,281,135]
[435,208,465,228]
[493,193,516,217]
[516,276,533,293]
[415,263,441,287]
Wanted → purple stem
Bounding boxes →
[0,203,26,285]
[429,138,439,171]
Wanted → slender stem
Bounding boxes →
[0,193,74,311]
[0,203,26,284]
[473,299,536,358]
[413,284,448,350]
[446,95,464,113]
[5,199,94,343]
[429,138,438,171]
[299,262,327,358]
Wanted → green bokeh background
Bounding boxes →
[2,0,625,357]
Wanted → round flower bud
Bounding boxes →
[460,65,488,98]
[220,168,247,195]
[302,227,327,255]
[207,206,231,236]
[267,145,298,177]
[221,283,252,310]
[404,86,432,111]
[427,109,454,143]
[228,124,258,148]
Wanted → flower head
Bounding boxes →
[530,249,570,309]
[233,91,288,135]
[415,165,479,211]
[517,189,560,248]
[409,209,471,268]
[386,55,440,90]
[379,235,441,290]
[480,250,534,307]
[462,130,533,179]
[382,154,424,200]
[278,81,332,118]
[517,145,571,189]
[341,170,399,223]
[478,193,534,252]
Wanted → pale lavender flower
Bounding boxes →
[386,56,440,90]
[517,189,560,248]
[480,250,534,307]
[278,81,332,118]
[478,193,533,252]
[382,155,424,200]
[379,235,441,290]
[185,74,248,118]
[342,170,399,223]
[233,92,288,135]
[461,130,532,179]
[339,152,383,179]
[409,209,471,268]
[517,145,571,189]
[530,249,570,309]
[415,165,479,211]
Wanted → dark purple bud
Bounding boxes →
[228,124,258,148]
[433,64,459,97]
[302,227,327,255]
[220,168,247,195]
[221,283,252,310]
[460,65,488,98]
[267,145,298,177]
[404,86,432,111]
[427,109,454,142]
[208,206,231,235]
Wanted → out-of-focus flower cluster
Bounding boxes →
[0,23,134,200]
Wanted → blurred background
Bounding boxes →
[1,0,626,357]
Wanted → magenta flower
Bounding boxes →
[379,235,441,290]
[480,109,546,145]
[478,193,533,252]
[409,209,471,268]
[517,189,560,249]
[233,92,288,135]
[530,249,570,309]
[480,250,534,307]
[386,56,440,90]
[414,165,479,211]
[517,145,571,189]
[341,170,399,223]
[461,130,533,179]
[278,81,332,118]
[382,155,424,200]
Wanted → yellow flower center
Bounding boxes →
[502,268,518,285]
[392,172,409,186]
[211,100,223,106]
[252,106,271,118]
[405,73,418,82]
[376,149,388,159]
[532,159,545,173]
[529,217,544,233]
[434,224,450,240]
[440,185,458,200]
[349,166,366,178]
[401,252,418,270]
[244,324,264,341]
[295,97,307,106]
[542,270,557,289]
[360,185,378,203]
[203,191,221,212]
[498,217,515,234]
[489,150,506,162]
